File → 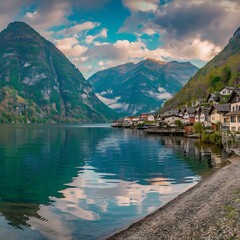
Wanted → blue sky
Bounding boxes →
[0,0,240,78]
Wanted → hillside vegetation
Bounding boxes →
[161,27,240,112]
[0,22,117,123]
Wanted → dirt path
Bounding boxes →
[108,155,240,240]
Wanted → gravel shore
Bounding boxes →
[108,155,240,240]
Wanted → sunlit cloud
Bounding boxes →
[122,0,159,12]
[55,37,88,57]
[0,0,239,77]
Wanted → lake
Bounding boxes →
[0,124,228,240]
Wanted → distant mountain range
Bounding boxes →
[89,58,198,116]
[161,26,240,112]
[0,22,117,123]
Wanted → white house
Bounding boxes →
[226,89,240,132]
[138,114,155,124]
[219,86,234,96]
[162,114,184,127]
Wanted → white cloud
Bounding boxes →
[24,2,70,30]
[72,56,89,63]
[112,39,169,61]
[55,37,88,57]
[93,41,110,46]
[85,28,108,44]
[98,61,104,67]
[143,28,157,36]
[119,0,240,68]
[25,11,37,19]
[122,0,159,12]
[164,38,221,62]
[79,65,93,73]
[57,21,100,37]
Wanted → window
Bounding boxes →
[232,106,235,112]
[238,116,240,123]
[231,117,236,123]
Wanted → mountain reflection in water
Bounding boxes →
[0,125,228,240]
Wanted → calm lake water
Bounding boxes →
[0,124,228,240]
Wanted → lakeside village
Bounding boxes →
[112,87,240,154]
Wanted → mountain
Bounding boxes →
[88,58,198,116]
[161,27,240,112]
[0,22,117,123]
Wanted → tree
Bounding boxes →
[175,120,184,129]
[193,122,205,139]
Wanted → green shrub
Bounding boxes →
[209,132,222,146]
[202,132,210,143]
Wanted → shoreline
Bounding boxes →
[107,154,240,240]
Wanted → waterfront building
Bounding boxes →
[209,104,230,130]
[226,89,240,132]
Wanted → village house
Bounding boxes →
[219,86,234,96]
[226,89,240,132]
[206,93,220,104]
[195,107,211,127]
[138,114,155,124]
[112,119,124,127]
[163,109,179,116]
[192,98,205,107]
[154,114,163,121]
[125,116,140,127]
[162,114,184,127]
[209,104,230,130]
[234,75,240,85]
[183,107,196,124]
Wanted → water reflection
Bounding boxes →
[0,126,228,240]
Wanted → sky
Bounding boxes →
[0,0,240,78]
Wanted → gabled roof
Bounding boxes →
[209,104,230,114]
[201,107,211,115]
[163,109,179,116]
[227,89,240,103]
[163,114,183,119]
[185,107,196,114]
[226,111,240,116]
[220,86,234,91]
[206,92,220,102]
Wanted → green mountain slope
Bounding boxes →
[161,27,240,112]
[89,59,198,116]
[0,22,117,123]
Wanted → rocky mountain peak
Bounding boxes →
[89,60,198,116]
[5,21,38,35]
[233,26,240,38]
[0,21,117,123]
